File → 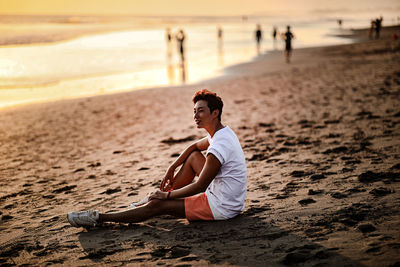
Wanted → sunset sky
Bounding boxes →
[0,0,399,16]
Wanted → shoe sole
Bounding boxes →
[129,196,149,209]
[67,213,79,227]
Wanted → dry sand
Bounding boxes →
[0,26,400,266]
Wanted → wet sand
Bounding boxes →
[0,26,399,266]
[0,16,139,47]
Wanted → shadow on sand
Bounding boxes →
[78,211,365,266]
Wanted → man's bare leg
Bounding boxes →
[130,150,204,208]
[99,199,185,224]
[170,150,205,190]
[101,151,205,223]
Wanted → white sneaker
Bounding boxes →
[67,210,99,228]
[129,196,149,209]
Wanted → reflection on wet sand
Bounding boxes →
[165,37,187,85]
[273,39,278,50]
[217,26,224,67]
[178,60,187,83]
[166,40,175,84]
[218,45,224,67]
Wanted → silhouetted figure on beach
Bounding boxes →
[166,28,172,43]
[217,26,223,51]
[375,17,383,39]
[175,30,187,83]
[176,29,186,61]
[165,28,173,54]
[272,26,278,50]
[165,28,174,84]
[369,19,375,40]
[217,26,223,40]
[337,19,343,28]
[283,25,294,63]
[217,26,224,66]
[255,24,263,54]
[272,26,278,40]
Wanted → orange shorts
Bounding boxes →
[184,193,214,221]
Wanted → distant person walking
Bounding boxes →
[166,28,172,43]
[165,28,173,57]
[255,24,263,53]
[272,26,278,40]
[217,26,223,50]
[369,19,375,40]
[217,26,223,40]
[272,26,278,50]
[165,28,174,84]
[283,25,295,63]
[217,26,224,53]
[375,17,383,39]
[176,29,186,61]
[217,26,224,66]
[175,29,187,82]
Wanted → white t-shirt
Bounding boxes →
[205,126,247,219]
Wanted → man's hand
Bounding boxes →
[160,168,175,191]
[149,190,168,200]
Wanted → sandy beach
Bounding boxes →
[0,26,399,266]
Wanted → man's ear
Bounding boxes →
[212,109,219,118]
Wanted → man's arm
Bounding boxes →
[160,137,209,191]
[153,153,221,199]
[170,137,209,169]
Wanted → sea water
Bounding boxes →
[0,12,398,108]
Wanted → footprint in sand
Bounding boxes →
[358,223,376,233]
[358,171,399,183]
[330,192,348,199]
[102,187,121,195]
[369,187,393,197]
[291,170,310,178]
[298,119,315,129]
[308,189,324,195]
[150,245,191,260]
[298,198,316,205]
[161,135,196,145]
[310,174,326,181]
[322,146,349,154]
[282,244,321,265]
[88,162,101,167]
[52,185,77,194]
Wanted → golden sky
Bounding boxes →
[0,0,398,16]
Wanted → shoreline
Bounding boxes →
[0,23,139,47]
[0,13,399,47]
[2,26,396,111]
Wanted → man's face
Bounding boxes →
[193,100,212,128]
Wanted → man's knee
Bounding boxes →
[187,150,206,166]
[187,150,205,175]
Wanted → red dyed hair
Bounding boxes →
[192,89,223,121]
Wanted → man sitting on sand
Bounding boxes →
[67,89,247,227]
